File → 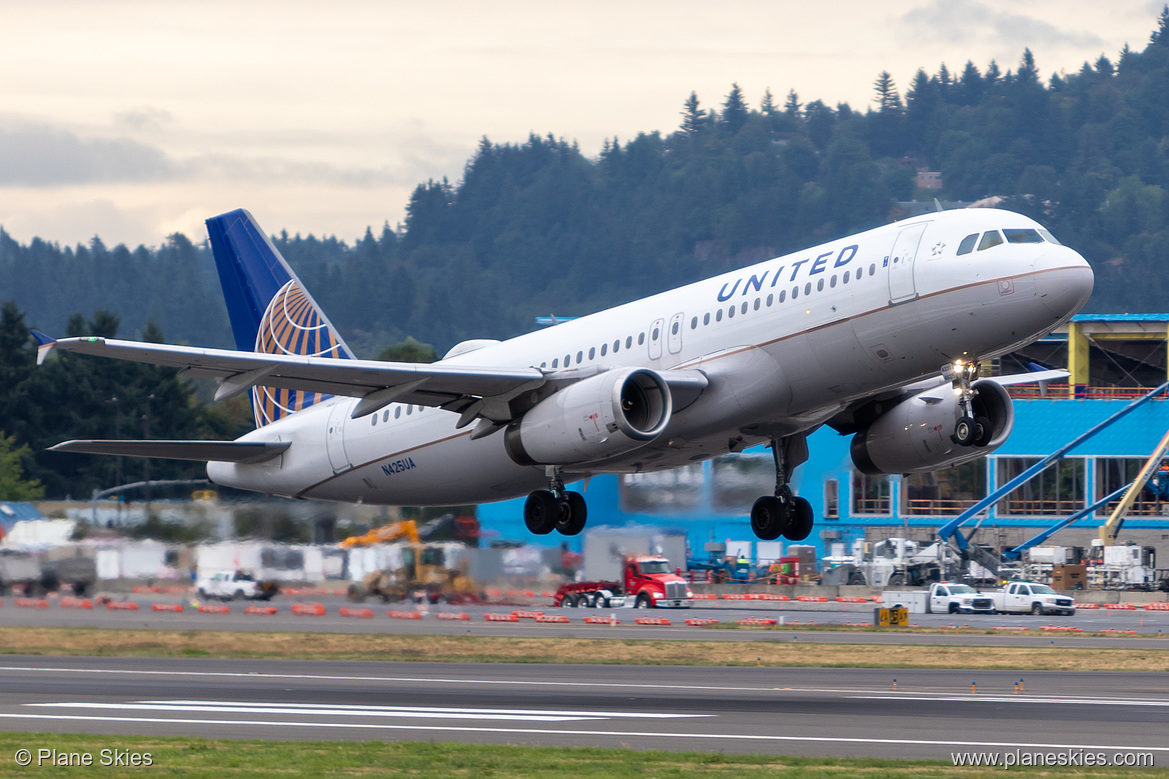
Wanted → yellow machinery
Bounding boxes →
[343,520,478,603]
[341,520,421,548]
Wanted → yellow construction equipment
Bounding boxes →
[340,520,421,548]
[342,519,479,603]
[347,545,478,604]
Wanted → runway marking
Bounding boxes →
[3,665,1169,705]
[141,700,706,718]
[28,700,706,722]
[854,694,1169,707]
[0,665,816,694]
[0,712,1167,753]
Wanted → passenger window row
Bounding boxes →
[536,256,878,370]
[370,403,426,426]
[371,252,885,427]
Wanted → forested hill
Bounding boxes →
[5,11,1169,357]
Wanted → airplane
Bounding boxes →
[39,206,1093,542]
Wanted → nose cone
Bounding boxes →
[1036,247,1094,320]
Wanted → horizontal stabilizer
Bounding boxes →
[49,439,290,464]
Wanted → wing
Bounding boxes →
[49,439,290,463]
[35,333,708,430]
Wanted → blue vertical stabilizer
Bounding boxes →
[205,209,354,427]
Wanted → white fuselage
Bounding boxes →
[207,209,1093,506]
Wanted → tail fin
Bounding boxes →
[206,209,355,428]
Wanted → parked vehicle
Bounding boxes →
[554,555,693,609]
[197,570,279,601]
[882,583,995,614]
[990,581,1076,615]
[0,551,95,596]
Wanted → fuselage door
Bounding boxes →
[648,317,664,360]
[325,399,352,474]
[887,223,928,305]
[666,312,684,355]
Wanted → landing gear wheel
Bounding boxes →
[973,415,993,447]
[556,491,587,536]
[784,497,814,541]
[750,496,788,541]
[523,490,558,535]
[952,416,976,446]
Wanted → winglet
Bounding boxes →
[30,330,56,365]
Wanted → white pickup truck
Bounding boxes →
[196,570,278,601]
[990,581,1076,615]
[883,583,996,614]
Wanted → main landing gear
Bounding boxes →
[949,360,992,448]
[750,436,814,542]
[524,467,587,536]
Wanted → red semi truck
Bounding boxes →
[554,555,694,609]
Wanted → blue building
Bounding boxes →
[479,315,1169,560]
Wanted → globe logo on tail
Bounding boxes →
[252,280,346,427]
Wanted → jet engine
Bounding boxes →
[850,379,1014,475]
[504,368,672,465]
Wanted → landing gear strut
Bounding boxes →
[949,360,992,447]
[750,436,814,542]
[523,467,587,536]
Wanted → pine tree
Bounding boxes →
[0,432,43,501]
[680,91,706,136]
[783,89,802,120]
[873,71,901,112]
[721,83,749,133]
[759,88,777,116]
[1152,4,1169,46]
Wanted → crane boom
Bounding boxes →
[1100,425,1169,546]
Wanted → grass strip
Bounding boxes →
[0,733,1165,779]
[0,626,1167,671]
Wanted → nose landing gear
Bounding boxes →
[948,360,992,447]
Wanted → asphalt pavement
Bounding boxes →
[0,656,1165,760]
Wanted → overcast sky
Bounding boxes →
[0,0,1163,248]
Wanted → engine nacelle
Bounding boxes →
[850,378,1014,475]
[504,368,672,465]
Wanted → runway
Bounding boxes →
[0,656,1165,759]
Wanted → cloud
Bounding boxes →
[0,197,157,248]
[900,1,1106,61]
[114,106,175,132]
[0,117,173,186]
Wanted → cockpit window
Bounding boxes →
[957,234,978,255]
[1038,229,1062,246]
[977,231,1003,251]
[1003,228,1043,244]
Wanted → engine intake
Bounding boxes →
[505,368,672,465]
[850,378,1014,475]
